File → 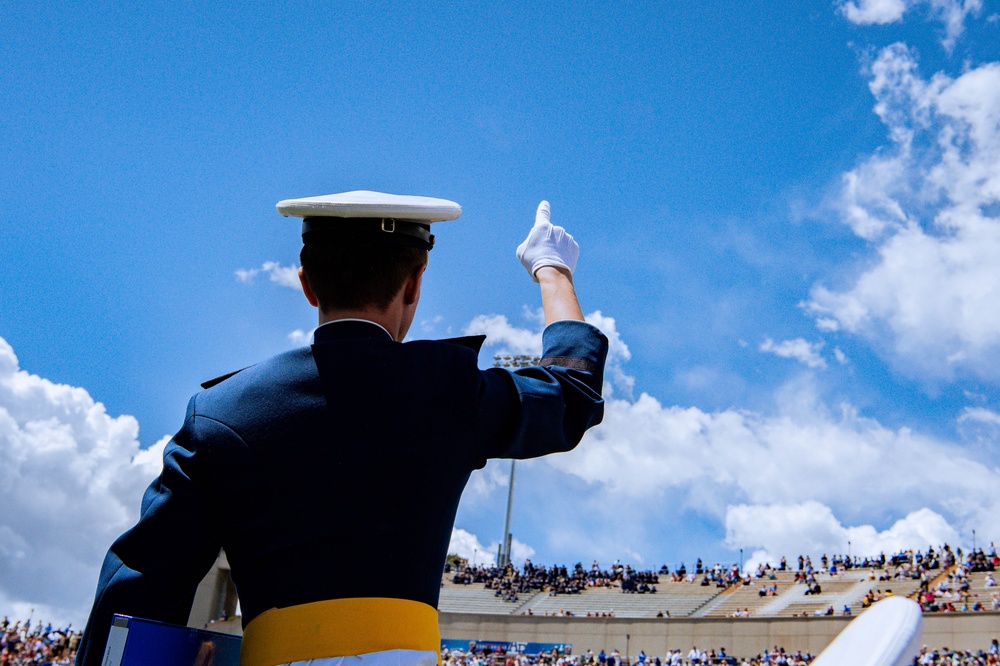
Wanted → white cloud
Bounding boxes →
[235,261,300,289]
[815,318,840,332]
[838,0,982,50]
[510,539,537,564]
[446,528,535,567]
[958,406,1000,426]
[465,316,1000,562]
[0,337,165,627]
[550,385,1000,555]
[464,459,513,501]
[287,329,312,347]
[448,528,496,566]
[760,338,827,369]
[420,315,444,334]
[729,503,959,570]
[840,0,909,25]
[464,314,543,357]
[808,46,1000,383]
[834,348,849,364]
[956,407,1000,453]
[234,268,258,283]
[464,310,633,397]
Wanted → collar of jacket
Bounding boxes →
[314,319,394,343]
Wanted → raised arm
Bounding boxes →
[516,200,586,325]
[472,200,606,461]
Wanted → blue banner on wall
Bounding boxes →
[441,640,572,655]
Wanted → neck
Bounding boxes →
[319,303,406,341]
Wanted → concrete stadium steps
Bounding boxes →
[831,575,924,616]
[525,585,719,619]
[966,570,999,593]
[438,586,525,615]
[697,582,787,618]
[769,571,804,584]
[927,570,998,608]
[762,574,870,617]
[872,577,923,601]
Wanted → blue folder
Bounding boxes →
[102,614,242,666]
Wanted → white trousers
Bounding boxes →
[282,648,439,666]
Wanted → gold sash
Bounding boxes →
[240,597,440,666]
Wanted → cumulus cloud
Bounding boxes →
[452,316,1000,564]
[453,310,999,561]
[808,45,1000,383]
[547,380,1000,559]
[464,314,542,357]
[958,407,1000,426]
[447,528,535,567]
[287,329,312,347]
[559,381,977,509]
[838,0,982,50]
[464,310,633,397]
[464,459,514,502]
[420,315,444,335]
[235,261,300,289]
[760,338,827,369]
[956,407,1000,452]
[729,503,960,571]
[0,337,165,626]
[840,0,909,24]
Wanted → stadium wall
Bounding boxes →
[439,612,1000,656]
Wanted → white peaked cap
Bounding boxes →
[811,596,923,666]
[276,190,461,222]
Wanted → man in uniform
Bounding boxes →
[77,191,608,666]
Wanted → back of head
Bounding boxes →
[299,241,427,312]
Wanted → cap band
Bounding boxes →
[302,217,435,250]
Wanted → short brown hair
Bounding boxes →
[299,241,428,311]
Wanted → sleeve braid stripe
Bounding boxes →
[539,356,598,374]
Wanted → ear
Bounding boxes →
[299,266,319,308]
[402,263,426,306]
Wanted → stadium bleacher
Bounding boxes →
[438,545,999,620]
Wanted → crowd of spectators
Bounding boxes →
[915,638,1000,664]
[447,543,1000,610]
[1,616,80,665]
[442,640,1000,666]
[441,644,817,665]
[451,560,662,601]
[893,543,1000,614]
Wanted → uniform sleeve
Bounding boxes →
[76,396,229,666]
[475,319,608,460]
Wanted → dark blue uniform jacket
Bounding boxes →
[77,319,608,665]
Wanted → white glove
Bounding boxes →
[515,200,579,282]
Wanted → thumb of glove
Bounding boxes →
[534,200,551,227]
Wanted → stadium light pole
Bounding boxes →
[494,353,540,567]
[500,459,516,567]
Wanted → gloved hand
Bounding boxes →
[516,200,580,282]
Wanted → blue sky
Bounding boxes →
[2,0,999,625]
